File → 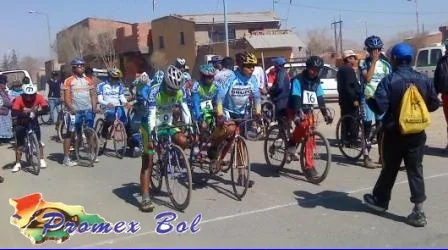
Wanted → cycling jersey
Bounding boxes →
[191,81,219,121]
[64,75,94,111]
[97,81,127,107]
[214,69,234,89]
[12,94,48,125]
[289,72,325,113]
[360,58,392,98]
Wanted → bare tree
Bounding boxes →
[57,26,92,63]
[150,51,168,70]
[20,56,41,78]
[306,28,335,55]
[90,28,118,68]
[385,30,415,49]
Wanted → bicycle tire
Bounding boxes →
[57,115,66,143]
[75,128,99,167]
[264,124,288,172]
[244,119,263,141]
[164,145,192,211]
[94,118,106,154]
[151,152,163,194]
[113,121,127,159]
[39,113,50,125]
[217,140,232,173]
[27,132,41,175]
[230,136,250,200]
[336,115,363,161]
[300,130,331,184]
[189,141,211,185]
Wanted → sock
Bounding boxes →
[414,203,423,211]
[142,193,150,201]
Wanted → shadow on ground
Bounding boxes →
[294,190,406,224]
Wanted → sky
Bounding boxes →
[1,0,447,61]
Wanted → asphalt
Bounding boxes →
[1,102,448,248]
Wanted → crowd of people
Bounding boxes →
[0,34,447,228]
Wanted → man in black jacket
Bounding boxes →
[363,42,440,227]
[434,39,448,150]
[337,51,361,142]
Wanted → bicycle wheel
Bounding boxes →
[336,115,363,161]
[189,141,211,185]
[244,119,263,141]
[300,131,331,184]
[94,118,106,154]
[230,136,250,200]
[26,132,41,175]
[151,151,163,194]
[113,121,127,159]
[75,128,99,167]
[164,145,192,211]
[264,124,288,172]
[39,112,51,125]
[215,140,232,173]
[57,114,66,143]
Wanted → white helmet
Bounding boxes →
[164,65,184,91]
[22,84,37,95]
[140,72,150,84]
[175,58,186,68]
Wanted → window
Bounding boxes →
[159,36,165,49]
[416,50,429,67]
[320,67,337,79]
[208,26,236,43]
[430,49,442,66]
[180,32,185,45]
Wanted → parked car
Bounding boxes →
[282,62,339,99]
[414,43,446,81]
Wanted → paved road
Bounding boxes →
[1,103,448,248]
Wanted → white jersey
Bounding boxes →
[252,66,267,90]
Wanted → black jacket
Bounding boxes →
[337,64,360,107]
[434,55,448,94]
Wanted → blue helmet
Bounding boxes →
[272,57,287,67]
[71,57,85,66]
[391,42,414,62]
[364,36,384,50]
[153,70,164,85]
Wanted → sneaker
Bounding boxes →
[63,157,78,167]
[12,163,21,173]
[363,194,387,212]
[406,210,427,227]
[304,168,318,179]
[140,198,155,212]
[363,157,378,169]
[40,159,47,169]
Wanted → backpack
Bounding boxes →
[398,84,431,134]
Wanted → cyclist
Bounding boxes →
[207,51,261,185]
[286,56,333,178]
[211,55,224,71]
[360,35,392,168]
[139,65,191,212]
[11,84,49,172]
[150,70,164,86]
[62,58,99,167]
[214,57,235,89]
[191,64,219,135]
[9,79,25,100]
[97,68,131,143]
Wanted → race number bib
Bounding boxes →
[200,100,213,110]
[302,90,318,105]
[156,109,173,126]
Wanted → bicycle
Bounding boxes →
[70,112,99,167]
[264,107,333,184]
[56,107,69,143]
[210,118,251,200]
[150,122,193,211]
[22,116,42,175]
[40,101,62,125]
[244,97,275,141]
[335,104,383,162]
[95,106,128,159]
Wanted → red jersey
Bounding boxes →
[12,94,48,125]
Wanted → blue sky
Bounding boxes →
[1,0,447,60]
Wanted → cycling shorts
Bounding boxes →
[64,110,95,134]
[15,123,41,147]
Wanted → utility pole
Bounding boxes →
[223,0,229,56]
[331,18,343,57]
[338,17,343,57]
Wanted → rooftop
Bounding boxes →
[244,31,306,49]
[173,11,280,24]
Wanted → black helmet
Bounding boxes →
[51,71,58,77]
[305,56,324,69]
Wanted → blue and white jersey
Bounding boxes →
[97,81,127,106]
[217,70,260,116]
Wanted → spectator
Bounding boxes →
[363,42,440,227]
[252,65,267,94]
[268,56,290,119]
[0,75,13,142]
[337,50,361,151]
[214,57,235,89]
[434,38,448,151]
[46,71,61,124]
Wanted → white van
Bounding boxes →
[414,44,446,80]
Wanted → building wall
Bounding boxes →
[151,16,197,71]
[439,26,448,43]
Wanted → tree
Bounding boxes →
[10,50,19,69]
[305,28,335,55]
[150,51,168,70]
[2,54,9,70]
[90,28,118,68]
[20,56,41,78]
[57,26,93,63]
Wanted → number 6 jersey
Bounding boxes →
[288,73,325,113]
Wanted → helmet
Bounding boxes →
[153,71,164,84]
[235,51,258,65]
[164,65,184,91]
[71,58,85,66]
[305,56,324,69]
[108,68,123,78]
[390,42,414,62]
[199,64,216,76]
[22,84,37,95]
[174,58,186,68]
[272,57,287,67]
[364,35,384,50]
[0,75,7,84]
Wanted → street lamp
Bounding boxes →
[407,0,420,34]
[28,10,52,60]
[223,0,229,56]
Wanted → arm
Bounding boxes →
[96,84,108,106]
[433,58,443,94]
[90,85,98,109]
[216,76,233,116]
[119,84,128,104]
[63,79,73,111]
[191,89,201,121]
[426,78,441,112]
[251,78,261,114]
[289,78,302,113]
[363,60,377,83]
[36,96,49,115]
[315,84,328,116]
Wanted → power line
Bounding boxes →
[275,1,448,15]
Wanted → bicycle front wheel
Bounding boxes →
[230,136,250,200]
[164,145,192,211]
[336,115,363,161]
[264,124,288,172]
[151,152,163,194]
[26,132,41,175]
[113,121,127,159]
[300,131,331,184]
[75,128,99,167]
[57,114,66,143]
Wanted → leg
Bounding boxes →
[442,94,448,149]
[48,99,56,122]
[101,111,114,139]
[140,123,155,212]
[13,125,26,172]
[207,122,236,160]
[34,124,47,168]
[63,113,78,167]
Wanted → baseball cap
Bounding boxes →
[343,50,357,59]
